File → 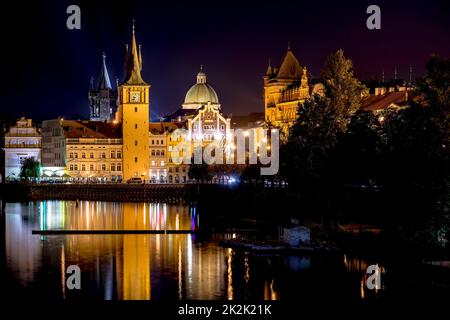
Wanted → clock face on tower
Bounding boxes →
[130,92,140,103]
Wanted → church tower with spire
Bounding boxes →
[118,22,150,181]
[89,53,118,121]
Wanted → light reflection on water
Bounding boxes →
[2,200,400,301]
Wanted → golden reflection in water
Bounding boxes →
[227,248,233,300]
[121,203,151,299]
[7,201,229,300]
[343,255,386,300]
[264,279,279,300]
[39,201,196,231]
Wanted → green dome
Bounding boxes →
[183,69,219,105]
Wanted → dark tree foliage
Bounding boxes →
[19,157,41,179]
[281,50,364,216]
[280,53,450,250]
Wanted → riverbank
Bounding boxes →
[0,182,197,203]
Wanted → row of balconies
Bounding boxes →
[5,143,41,148]
[66,138,122,144]
[5,133,40,137]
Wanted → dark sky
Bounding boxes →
[1,0,449,122]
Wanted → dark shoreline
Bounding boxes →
[1,182,448,261]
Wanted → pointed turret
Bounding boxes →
[97,52,112,90]
[277,45,302,79]
[265,57,273,76]
[123,21,147,85]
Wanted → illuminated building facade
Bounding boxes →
[117,26,151,181]
[41,119,122,181]
[263,46,324,133]
[4,117,41,180]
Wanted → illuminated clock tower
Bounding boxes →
[117,24,150,181]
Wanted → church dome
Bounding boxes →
[184,68,219,105]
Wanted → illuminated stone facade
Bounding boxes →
[4,117,41,180]
[264,47,324,134]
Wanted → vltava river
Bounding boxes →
[1,200,448,302]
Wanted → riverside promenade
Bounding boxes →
[0,183,201,203]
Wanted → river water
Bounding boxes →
[1,200,449,302]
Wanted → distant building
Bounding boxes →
[88,53,118,122]
[41,119,122,181]
[165,67,231,144]
[361,83,412,113]
[263,46,324,133]
[4,117,41,180]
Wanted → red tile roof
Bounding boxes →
[149,121,186,134]
[62,120,122,138]
[361,91,409,111]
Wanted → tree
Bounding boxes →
[19,157,41,179]
[379,56,450,250]
[282,50,364,191]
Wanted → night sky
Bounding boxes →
[1,0,449,122]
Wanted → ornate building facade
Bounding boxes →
[41,119,122,181]
[263,46,324,133]
[4,117,41,180]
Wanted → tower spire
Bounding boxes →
[265,57,273,75]
[97,52,112,90]
[124,20,147,85]
[89,76,95,91]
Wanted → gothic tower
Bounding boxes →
[118,23,150,181]
[263,45,309,129]
[89,53,118,121]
